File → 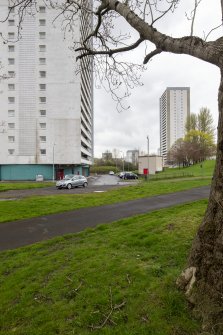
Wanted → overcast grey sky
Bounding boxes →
[94,1,222,158]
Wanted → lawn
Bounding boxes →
[0,200,207,335]
[0,182,54,192]
[0,178,211,223]
[149,160,215,181]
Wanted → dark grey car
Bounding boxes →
[56,175,88,189]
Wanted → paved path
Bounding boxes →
[0,186,210,251]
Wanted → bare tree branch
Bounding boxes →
[76,37,144,60]
[143,48,162,64]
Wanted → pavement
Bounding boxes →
[0,185,210,252]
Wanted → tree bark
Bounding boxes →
[102,2,223,332]
[185,68,223,332]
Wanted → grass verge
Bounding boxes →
[0,182,54,192]
[0,178,210,223]
[0,200,207,335]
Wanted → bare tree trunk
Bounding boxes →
[184,68,223,332]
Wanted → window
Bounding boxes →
[39,84,46,90]
[8,149,15,155]
[39,110,46,117]
[39,123,46,129]
[8,20,15,26]
[40,136,46,142]
[39,45,46,52]
[8,84,15,91]
[40,149,46,155]
[39,58,46,65]
[8,58,15,65]
[39,6,46,13]
[8,32,15,39]
[8,97,15,104]
[8,136,15,142]
[9,7,15,14]
[39,71,46,78]
[39,97,46,103]
[8,45,15,52]
[8,71,15,78]
[8,123,15,129]
[8,110,15,117]
[39,19,46,26]
[39,32,46,39]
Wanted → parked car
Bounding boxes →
[56,175,88,189]
[120,172,138,180]
[64,174,74,179]
[118,171,127,178]
[109,171,115,175]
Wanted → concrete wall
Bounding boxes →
[138,156,163,175]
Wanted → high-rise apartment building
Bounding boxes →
[0,1,93,180]
[160,87,190,162]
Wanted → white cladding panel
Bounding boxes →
[0,0,93,165]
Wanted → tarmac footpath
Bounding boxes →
[0,186,210,251]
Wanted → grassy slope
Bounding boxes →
[0,178,210,223]
[157,160,215,178]
[0,182,54,192]
[0,200,207,335]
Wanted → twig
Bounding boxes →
[126,273,131,285]
[89,287,126,330]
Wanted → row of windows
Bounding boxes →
[8,135,46,142]
[8,32,46,40]
[7,70,46,78]
[8,96,47,104]
[7,110,46,117]
[7,122,47,129]
[9,57,46,65]
[8,19,46,27]
[8,45,46,53]
[8,83,46,91]
[8,149,46,155]
[8,5,45,14]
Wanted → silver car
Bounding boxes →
[56,175,88,189]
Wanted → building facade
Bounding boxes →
[138,155,163,175]
[126,150,139,165]
[160,87,190,163]
[0,1,93,180]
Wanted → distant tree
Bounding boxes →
[197,107,215,137]
[185,113,198,132]
[168,128,216,166]
[167,138,188,167]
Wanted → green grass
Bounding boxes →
[0,178,211,223]
[0,182,54,192]
[153,160,215,180]
[0,200,207,335]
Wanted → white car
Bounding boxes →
[109,171,115,175]
[56,175,88,189]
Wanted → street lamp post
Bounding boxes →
[53,143,56,181]
[147,135,149,155]
[147,136,150,179]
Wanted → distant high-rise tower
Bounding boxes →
[160,87,190,162]
[0,0,93,180]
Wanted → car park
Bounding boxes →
[120,172,138,180]
[56,175,88,189]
